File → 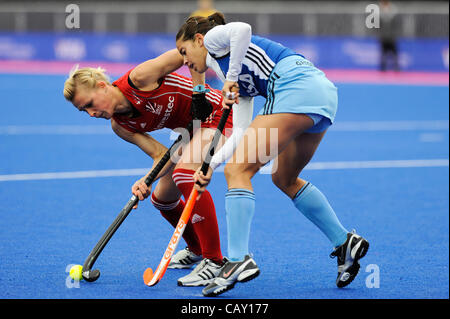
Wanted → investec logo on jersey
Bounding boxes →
[144,101,162,115]
[156,96,175,130]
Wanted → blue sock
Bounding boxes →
[293,182,348,248]
[225,188,255,261]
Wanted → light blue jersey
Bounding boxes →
[207,30,338,133]
[210,35,302,98]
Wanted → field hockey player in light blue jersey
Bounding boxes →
[176,12,370,297]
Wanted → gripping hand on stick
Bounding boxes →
[193,166,213,200]
[131,175,152,209]
[222,81,240,108]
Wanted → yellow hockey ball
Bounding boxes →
[69,264,83,281]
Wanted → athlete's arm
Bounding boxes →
[129,49,184,90]
[193,96,254,195]
[204,22,252,82]
[111,119,175,181]
[129,48,206,93]
[209,96,254,171]
[204,22,251,106]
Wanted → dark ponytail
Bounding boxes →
[176,11,226,41]
[207,12,226,26]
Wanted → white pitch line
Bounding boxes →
[299,159,449,170]
[0,159,448,182]
[0,168,150,182]
[0,125,113,135]
[330,120,449,131]
[0,121,448,135]
[0,125,170,135]
[258,159,450,173]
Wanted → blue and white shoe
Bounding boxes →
[330,230,369,288]
[202,255,260,297]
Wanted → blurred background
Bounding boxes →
[0,0,448,75]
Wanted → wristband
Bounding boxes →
[193,85,210,93]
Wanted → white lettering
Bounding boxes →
[181,303,215,316]
[225,303,269,314]
[365,264,380,288]
[65,4,80,29]
[365,4,380,29]
[156,96,175,130]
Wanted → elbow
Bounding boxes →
[240,22,252,38]
[230,22,252,39]
[111,119,134,141]
[245,23,252,34]
[153,147,168,162]
[246,25,252,42]
[129,71,147,89]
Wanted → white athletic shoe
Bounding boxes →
[168,247,202,269]
[177,258,225,287]
[202,255,260,297]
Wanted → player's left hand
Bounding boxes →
[222,81,239,108]
[193,166,213,200]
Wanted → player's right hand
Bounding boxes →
[193,166,213,200]
[131,176,151,209]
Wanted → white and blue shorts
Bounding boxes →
[259,55,338,133]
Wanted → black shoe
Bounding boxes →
[330,230,369,288]
[202,254,260,297]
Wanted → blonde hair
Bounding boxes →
[63,65,110,101]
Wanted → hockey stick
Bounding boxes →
[81,122,193,282]
[143,106,232,287]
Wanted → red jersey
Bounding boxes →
[112,69,232,135]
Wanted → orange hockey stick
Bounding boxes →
[143,106,232,287]
[143,188,199,286]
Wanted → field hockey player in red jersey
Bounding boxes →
[63,49,233,287]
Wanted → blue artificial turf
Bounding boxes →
[0,73,448,300]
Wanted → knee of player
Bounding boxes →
[224,162,257,181]
[150,192,163,209]
[271,172,284,189]
[151,191,182,212]
[224,161,247,179]
[271,172,295,192]
[224,162,239,181]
